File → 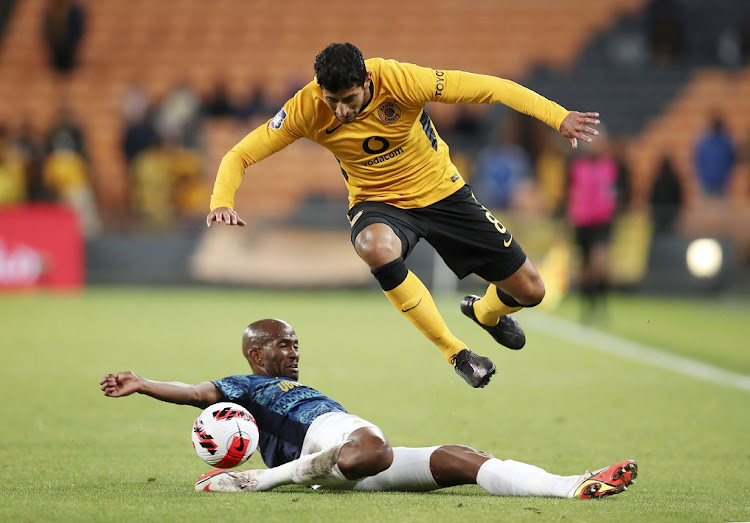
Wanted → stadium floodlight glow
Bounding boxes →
[685,238,723,279]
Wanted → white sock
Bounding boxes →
[251,443,350,491]
[291,443,350,487]
[250,461,296,491]
[476,458,583,498]
[292,446,349,487]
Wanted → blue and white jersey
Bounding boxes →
[211,375,347,468]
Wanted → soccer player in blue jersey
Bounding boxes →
[205,43,603,388]
[100,319,636,498]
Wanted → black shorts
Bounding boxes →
[347,185,527,280]
[574,224,612,258]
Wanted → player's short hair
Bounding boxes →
[314,43,367,93]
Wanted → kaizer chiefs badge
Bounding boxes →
[378,101,401,123]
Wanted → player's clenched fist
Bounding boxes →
[100,371,142,397]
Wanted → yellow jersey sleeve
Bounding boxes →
[396,62,570,131]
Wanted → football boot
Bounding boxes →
[573,460,638,499]
[460,295,525,350]
[451,349,496,388]
[195,469,263,492]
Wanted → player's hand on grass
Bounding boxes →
[100,371,142,397]
[559,111,600,150]
[206,207,247,228]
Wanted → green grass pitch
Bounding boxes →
[2,287,749,522]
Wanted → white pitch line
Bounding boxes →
[523,310,750,393]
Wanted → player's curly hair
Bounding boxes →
[314,43,367,93]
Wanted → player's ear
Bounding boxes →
[247,348,263,367]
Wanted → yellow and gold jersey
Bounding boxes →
[210,58,570,211]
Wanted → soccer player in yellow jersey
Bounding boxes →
[207,43,601,388]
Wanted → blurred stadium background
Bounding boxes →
[1,0,749,296]
[3,2,750,520]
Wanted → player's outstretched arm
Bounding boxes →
[100,371,220,408]
[206,207,247,228]
[559,111,600,149]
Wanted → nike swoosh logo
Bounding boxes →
[504,235,513,248]
[234,421,246,451]
[325,124,343,134]
[401,298,422,313]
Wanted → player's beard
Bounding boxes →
[337,107,359,124]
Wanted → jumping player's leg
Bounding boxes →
[470,258,546,323]
[356,223,468,365]
[461,260,545,351]
[347,202,495,387]
[358,223,496,387]
[407,187,541,351]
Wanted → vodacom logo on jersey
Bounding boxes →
[0,239,45,286]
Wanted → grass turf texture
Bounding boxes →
[2,287,749,522]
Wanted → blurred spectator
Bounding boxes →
[45,102,86,158]
[450,106,485,154]
[693,115,736,196]
[156,83,203,149]
[236,85,272,121]
[122,104,158,167]
[42,137,100,236]
[535,128,569,215]
[645,0,685,65]
[717,9,750,67]
[121,82,150,124]
[170,146,205,220]
[14,120,49,202]
[566,135,618,321]
[472,119,532,209]
[131,137,175,230]
[742,12,750,66]
[649,155,684,235]
[0,126,26,206]
[130,137,204,231]
[612,139,633,211]
[42,0,86,75]
[516,113,547,167]
[204,81,235,118]
[121,84,158,167]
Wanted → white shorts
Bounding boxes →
[353,446,440,492]
[300,412,440,492]
[300,412,385,457]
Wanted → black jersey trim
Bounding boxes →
[420,108,438,151]
[334,156,349,181]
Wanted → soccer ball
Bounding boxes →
[191,402,259,468]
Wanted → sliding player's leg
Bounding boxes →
[354,445,637,499]
[197,415,393,492]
